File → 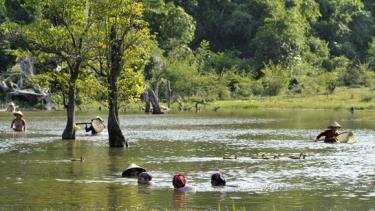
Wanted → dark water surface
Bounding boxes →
[1,109,375,210]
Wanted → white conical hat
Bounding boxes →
[13,111,23,117]
[91,118,105,133]
[328,121,341,128]
[121,163,146,177]
[92,116,104,122]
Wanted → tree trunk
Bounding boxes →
[62,84,76,139]
[108,91,127,147]
[143,91,151,113]
[107,26,127,148]
[148,89,163,114]
[167,80,172,108]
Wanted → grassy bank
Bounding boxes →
[206,87,375,111]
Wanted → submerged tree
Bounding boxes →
[14,0,95,139]
[90,0,152,147]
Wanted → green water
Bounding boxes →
[1,109,375,210]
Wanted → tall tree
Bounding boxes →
[314,0,374,60]
[143,1,195,52]
[0,0,35,72]
[14,0,95,139]
[91,0,152,147]
[253,0,320,68]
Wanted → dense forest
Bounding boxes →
[1,0,375,106]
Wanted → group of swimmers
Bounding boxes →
[121,163,226,191]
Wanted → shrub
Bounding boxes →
[361,96,372,102]
[260,63,289,96]
[339,61,373,87]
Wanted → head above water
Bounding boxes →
[211,172,226,186]
[328,121,341,129]
[172,173,186,188]
[138,172,152,185]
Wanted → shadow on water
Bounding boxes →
[1,109,375,209]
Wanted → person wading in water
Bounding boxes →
[11,111,27,132]
[315,121,341,143]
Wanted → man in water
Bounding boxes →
[211,172,226,186]
[315,121,341,143]
[11,111,26,132]
[172,173,195,192]
[138,172,153,185]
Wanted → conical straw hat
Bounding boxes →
[92,118,105,133]
[328,121,341,128]
[91,116,104,122]
[13,111,23,117]
[122,163,146,177]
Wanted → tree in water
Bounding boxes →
[90,0,152,147]
[12,0,95,139]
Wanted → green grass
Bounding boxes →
[208,87,375,111]
[29,87,375,112]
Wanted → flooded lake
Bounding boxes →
[1,109,375,210]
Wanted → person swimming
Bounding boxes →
[172,173,195,192]
[138,172,153,185]
[211,172,226,186]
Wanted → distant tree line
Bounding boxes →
[2,0,375,106]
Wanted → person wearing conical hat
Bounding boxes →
[315,121,341,143]
[11,111,27,132]
[122,163,146,177]
[85,116,105,135]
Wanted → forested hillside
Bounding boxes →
[1,0,375,107]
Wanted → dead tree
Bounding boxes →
[148,89,163,114]
[194,100,207,113]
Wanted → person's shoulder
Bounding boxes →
[178,185,196,192]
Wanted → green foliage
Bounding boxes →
[314,0,373,59]
[339,61,374,87]
[4,0,35,24]
[260,63,289,96]
[322,56,351,72]
[304,37,329,68]
[361,96,372,102]
[165,45,198,97]
[367,36,375,68]
[253,0,309,68]
[3,0,375,106]
[316,72,338,94]
[143,1,195,51]
[118,68,145,105]
[90,0,153,107]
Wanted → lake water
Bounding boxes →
[1,109,375,210]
